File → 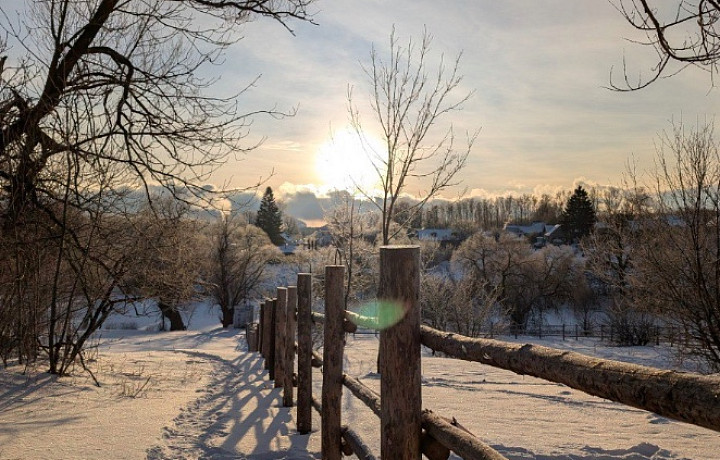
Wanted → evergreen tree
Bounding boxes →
[560,186,597,241]
[255,187,285,246]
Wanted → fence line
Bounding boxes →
[250,245,720,459]
[482,322,692,347]
[421,326,720,432]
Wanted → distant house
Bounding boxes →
[308,226,333,247]
[415,228,463,247]
[544,224,571,245]
[504,221,554,238]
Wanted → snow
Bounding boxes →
[338,334,717,460]
[1,304,718,459]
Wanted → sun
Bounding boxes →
[315,127,384,193]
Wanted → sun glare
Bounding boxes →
[315,128,384,193]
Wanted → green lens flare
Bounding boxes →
[350,300,406,330]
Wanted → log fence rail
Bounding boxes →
[246,245,720,459]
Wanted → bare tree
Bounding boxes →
[324,192,379,308]
[612,0,720,89]
[124,196,209,331]
[634,121,720,368]
[348,27,477,245]
[453,232,581,333]
[209,215,280,328]
[0,0,313,373]
[421,272,496,338]
[0,157,141,376]
[0,0,314,222]
[584,181,655,345]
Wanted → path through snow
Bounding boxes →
[1,309,719,459]
[147,349,320,459]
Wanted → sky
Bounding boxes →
[2,1,718,223]
[214,1,717,208]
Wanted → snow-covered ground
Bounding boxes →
[339,334,718,460]
[0,304,718,459]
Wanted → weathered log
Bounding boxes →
[341,426,378,460]
[284,286,297,407]
[295,339,323,368]
[420,430,450,460]
[275,288,287,389]
[311,311,357,333]
[420,325,720,433]
[379,245,422,460]
[422,410,507,460]
[311,311,324,324]
[311,350,323,368]
[312,395,322,414]
[322,265,345,460]
[340,436,354,456]
[342,374,381,417]
[251,323,261,352]
[296,273,313,434]
[245,323,257,352]
[345,310,378,330]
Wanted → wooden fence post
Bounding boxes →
[246,323,257,351]
[269,298,277,380]
[258,302,265,356]
[262,301,272,368]
[255,322,261,352]
[379,246,421,460]
[322,265,345,460]
[275,288,288,389]
[297,273,313,434]
[284,285,297,407]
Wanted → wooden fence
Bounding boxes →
[478,322,693,347]
[246,245,720,460]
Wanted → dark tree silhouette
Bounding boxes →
[560,186,597,241]
[255,187,285,246]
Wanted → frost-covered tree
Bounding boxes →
[210,216,280,328]
[635,122,720,369]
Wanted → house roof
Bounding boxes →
[416,228,456,241]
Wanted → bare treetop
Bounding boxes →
[612,0,720,89]
[348,27,478,245]
[0,0,315,221]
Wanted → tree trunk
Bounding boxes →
[159,301,186,331]
[221,304,233,328]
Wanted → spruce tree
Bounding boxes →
[255,187,285,246]
[560,186,597,241]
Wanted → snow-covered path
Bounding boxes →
[0,321,321,460]
[147,349,320,459]
[1,311,719,459]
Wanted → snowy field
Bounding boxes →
[0,304,718,459]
